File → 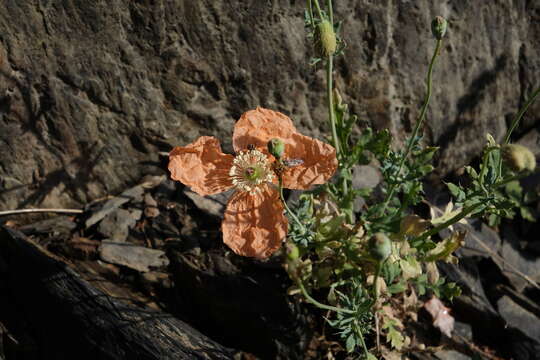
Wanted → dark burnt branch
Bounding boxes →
[0,226,232,360]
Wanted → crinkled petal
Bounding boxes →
[222,184,288,258]
[282,133,337,189]
[233,107,297,153]
[168,136,234,196]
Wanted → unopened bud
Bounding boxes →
[431,16,447,40]
[268,138,285,159]
[316,20,336,56]
[286,242,300,262]
[369,233,392,261]
[502,144,536,172]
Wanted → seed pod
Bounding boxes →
[268,138,285,159]
[369,233,392,261]
[501,144,536,172]
[431,16,447,40]
[316,20,337,57]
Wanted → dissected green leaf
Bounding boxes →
[423,231,466,264]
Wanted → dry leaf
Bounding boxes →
[424,297,454,337]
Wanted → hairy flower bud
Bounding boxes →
[369,233,392,261]
[502,144,536,172]
[286,242,300,262]
[316,20,336,56]
[268,138,285,159]
[431,16,447,40]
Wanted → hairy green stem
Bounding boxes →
[327,55,341,161]
[415,203,482,245]
[372,261,383,352]
[504,85,540,144]
[353,322,371,359]
[326,0,333,25]
[419,173,527,245]
[312,0,324,19]
[307,0,315,27]
[278,177,305,232]
[378,39,443,217]
[478,147,499,190]
[298,280,355,314]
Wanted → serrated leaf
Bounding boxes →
[399,257,422,280]
[423,231,465,264]
[505,180,522,200]
[386,325,404,350]
[446,182,465,202]
[387,281,407,294]
[486,133,497,146]
[346,333,356,352]
[464,165,478,179]
[520,206,536,222]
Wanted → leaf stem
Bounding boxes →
[378,39,443,217]
[415,202,482,245]
[326,0,333,24]
[278,176,305,232]
[312,0,324,19]
[297,280,355,314]
[504,85,540,144]
[307,0,315,27]
[372,261,383,352]
[353,322,371,359]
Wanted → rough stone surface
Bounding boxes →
[99,240,169,272]
[0,1,539,209]
[97,208,141,242]
[434,350,470,360]
[497,295,540,343]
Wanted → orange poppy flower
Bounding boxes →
[168,107,337,258]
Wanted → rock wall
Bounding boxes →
[0,0,538,209]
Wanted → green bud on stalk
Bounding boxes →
[431,16,447,40]
[501,144,536,172]
[316,20,337,57]
[369,233,391,261]
[268,138,285,159]
[286,242,300,262]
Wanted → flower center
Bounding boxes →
[229,149,274,193]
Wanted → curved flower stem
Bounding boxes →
[414,203,482,245]
[504,85,540,144]
[353,322,371,359]
[307,0,315,27]
[478,147,499,190]
[326,0,334,27]
[414,173,526,245]
[278,176,306,232]
[312,0,324,19]
[372,260,383,352]
[327,55,347,200]
[297,280,355,314]
[378,39,443,217]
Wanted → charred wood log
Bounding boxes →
[0,226,232,360]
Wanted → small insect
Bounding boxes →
[247,144,256,151]
[283,158,304,167]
